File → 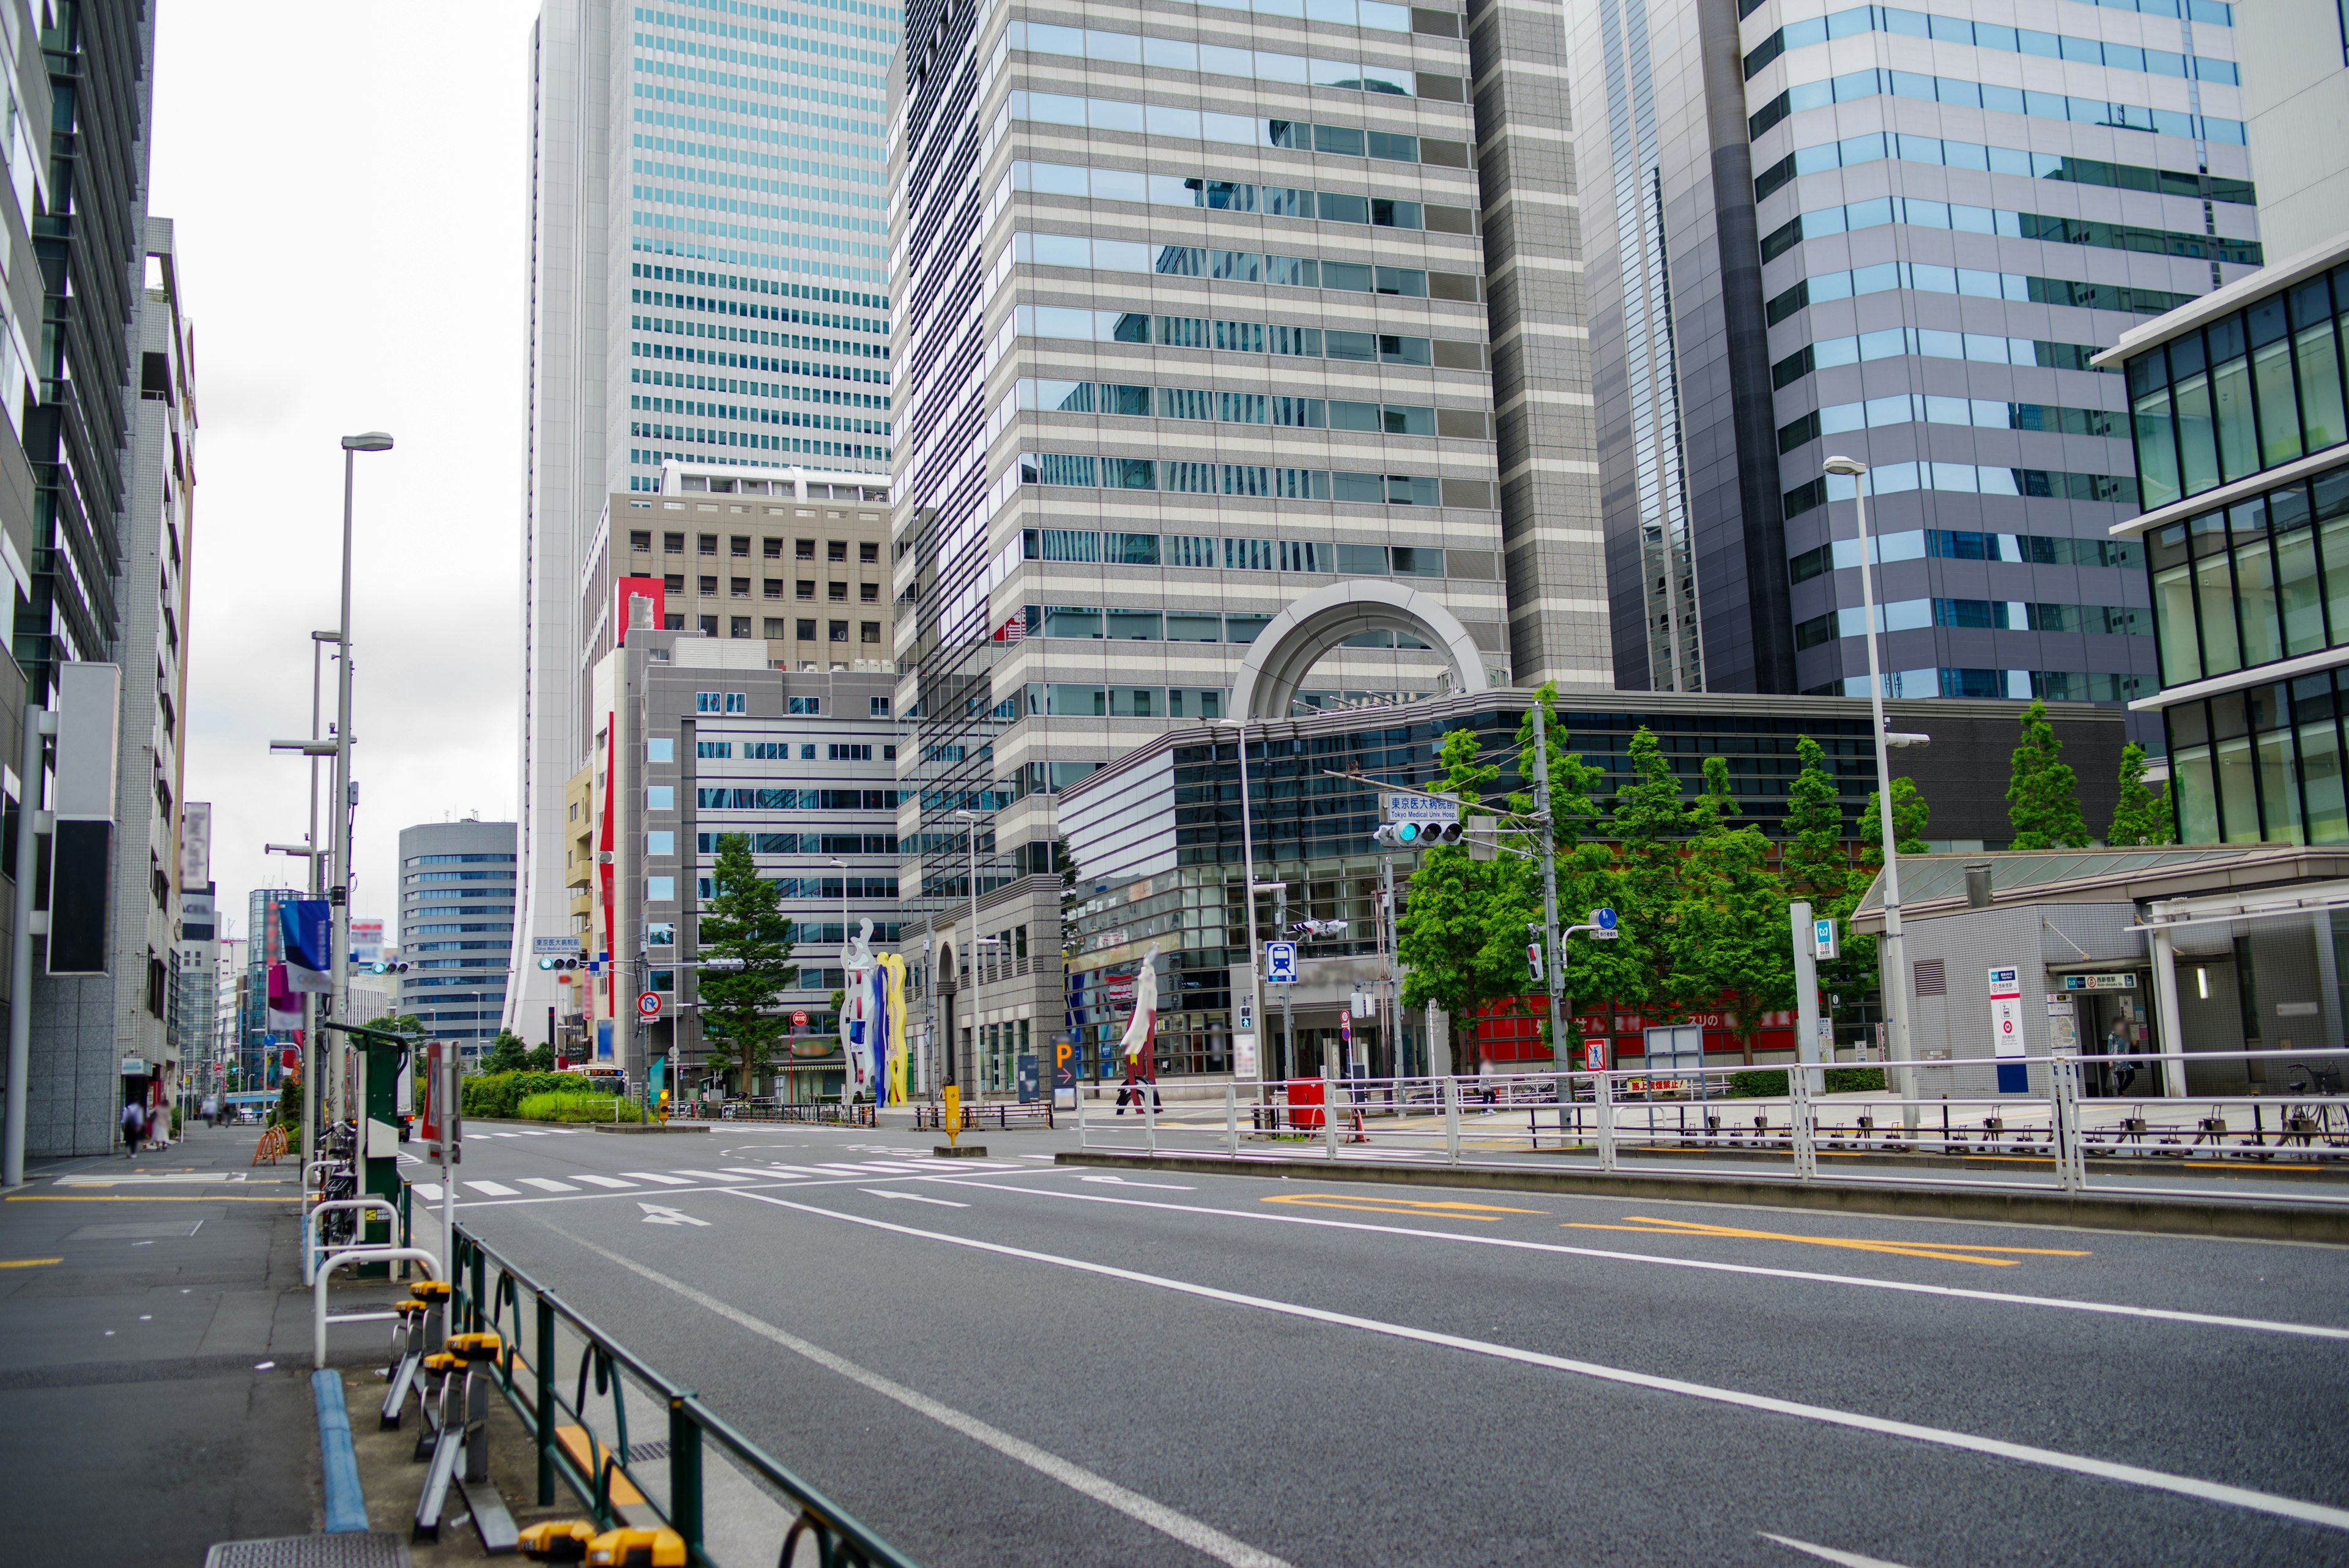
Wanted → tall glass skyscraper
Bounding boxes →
[516,0,902,1030]
[1569,0,2258,732]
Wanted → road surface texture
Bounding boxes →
[428,1121,2349,1568]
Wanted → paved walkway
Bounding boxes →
[0,1120,323,1564]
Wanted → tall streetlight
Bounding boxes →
[1823,453,1918,1123]
[1209,717,1265,1087]
[330,433,392,1102]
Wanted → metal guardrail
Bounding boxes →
[910,1101,1055,1132]
[448,1224,918,1568]
[717,1101,877,1126]
[314,1246,442,1368]
[1075,1049,2349,1202]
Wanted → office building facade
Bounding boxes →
[2111,236,2349,844]
[890,0,1530,934]
[2230,0,2349,261]
[1568,0,2254,721]
[517,0,905,1038]
[397,821,519,1060]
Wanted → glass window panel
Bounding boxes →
[2217,737,2260,842]
[1108,533,1161,565]
[2323,514,2349,646]
[1105,609,1161,639]
[1220,392,1269,423]
[2175,743,2218,842]
[2253,338,2305,468]
[1313,122,1367,155]
[2236,538,2283,667]
[2277,526,2325,656]
[2213,352,2258,481]
[2257,729,2304,844]
[2132,387,2180,510]
[1329,399,1380,431]
[1105,383,1151,415]
[1165,612,1222,641]
[1224,538,1274,571]
[1109,686,1165,716]
[1044,608,1102,637]
[1225,612,1272,642]
[2297,322,2348,453]
[2195,550,2240,675]
[1166,535,1217,570]
[1143,35,1198,69]
[1271,396,1324,426]
[2174,372,2219,495]
[2303,718,2349,843]
[1322,261,1373,292]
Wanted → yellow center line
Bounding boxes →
[1264,1194,1551,1222]
[4,1194,293,1203]
[0,1257,60,1268]
[1559,1214,2090,1267]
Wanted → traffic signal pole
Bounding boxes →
[1531,697,1570,1102]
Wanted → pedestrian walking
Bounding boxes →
[1478,1056,1497,1106]
[120,1099,145,1156]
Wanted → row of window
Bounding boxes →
[629,259,886,317]
[407,870,514,884]
[629,420,880,453]
[1784,462,2138,519]
[666,574,875,604]
[1787,527,2142,582]
[1030,0,1427,34]
[410,923,517,935]
[1018,533,1457,579]
[693,831,899,853]
[1778,394,2120,455]
[2167,671,2349,847]
[1009,234,1475,303]
[1774,326,2113,390]
[1015,451,1492,509]
[404,853,517,866]
[628,532,880,562]
[1756,130,2254,208]
[1767,259,2192,328]
[678,614,882,641]
[756,874,900,898]
[1806,668,2148,700]
[1013,306,1483,371]
[691,787,900,809]
[632,385,886,425]
[1761,195,2261,268]
[1015,377,1487,439]
[633,177,883,242]
[1018,603,1382,643]
[1795,598,2149,649]
[1748,65,2245,145]
[1006,21,1467,103]
[1006,92,1471,169]
[410,941,508,953]
[1009,165,1473,236]
[2148,466,2349,686]
[634,344,888,393]
[628,284,883,337]
[2126,267,2349,511]
[1742,0,2232,20]
[1743,6,2240,86]
[633,34,882,95]
[634,6,896,62]
[693,740,886,761]
[1025,684,1231,719]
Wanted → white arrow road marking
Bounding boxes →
[1078,1175,1195,1191]
[864,1189,968,1208]
[639,1202,711,1227]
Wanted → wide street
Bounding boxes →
[424,1120,2349,1567]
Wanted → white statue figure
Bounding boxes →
[840,918,877,1104]
[1116,944,1163,1113]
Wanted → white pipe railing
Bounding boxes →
[304,1196,401,1288]
[315,1246,441,1369]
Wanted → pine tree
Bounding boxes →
[2006,697,2091,850]
[1780,736,1849,905]
[2106,741,2175,846]
[700,833,798,1099]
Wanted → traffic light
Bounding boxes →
[536,957,582,972]
[1526,941,1545,983]
[1373,822,1420,847]
[369,960,410,975]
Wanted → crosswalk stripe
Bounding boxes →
[671,1170,750,1183]
[724,1167,795,1178]
[466,1181,519,1195]
[412,1183,443,1200]
[622,1172,695,1184]
[573,1175,637,1189]
[521,1178,579,1192]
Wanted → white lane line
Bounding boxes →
[621,1172,696,1185]
[866,1190,970,1208]
[516,1131,552,1137]
[519,1177,580,1193]
[412,1183,443,1201]
[465,1180,521,1196]
[540,1221,1292,1568]
[1080,1176,1196,1191]
[1020,1154,1055,1161]
[672,1170,751,1183]
[1761,1533,1918,1568]
[971,1184,2349,1344]
[727,1188,2349,1536]
[573,1175,638,1189]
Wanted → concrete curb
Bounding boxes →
[1054,1150,2349,1244]
[585,1123,710,1134]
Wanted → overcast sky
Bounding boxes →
[152,2,543,945]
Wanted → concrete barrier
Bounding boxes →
[310,1370,368,1534]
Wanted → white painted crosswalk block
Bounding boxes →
[412,1183,444,1201]
[572,1175,637,1189]
[465,1181,519,1196]
[722,1168,786,1179]
[621,1172,695,1184]
[671,1170,750,1182]
[639,1202,710,1227]
[519,1177,579,1192]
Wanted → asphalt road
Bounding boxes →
[421,1121,2349,1568]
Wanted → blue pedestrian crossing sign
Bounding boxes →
[1593,907,1617,931]
[1266,941,1299,984]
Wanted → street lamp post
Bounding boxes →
[1211,718,1266,1090]
[1823,453,1918,1125]
[329,433,392,1115]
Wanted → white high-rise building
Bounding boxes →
[514,0,904,1031]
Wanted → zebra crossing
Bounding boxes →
[407,1155,1031,1202]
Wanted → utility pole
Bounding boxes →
[1274,883,1291,1082]
[1529,695,1570,1096]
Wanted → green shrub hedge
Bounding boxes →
[515,1092,644,1124]
[460,1070,577,1119]
[1724,1068,1887,1098]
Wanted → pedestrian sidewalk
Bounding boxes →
[0,1119,325,1565]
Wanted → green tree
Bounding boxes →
[1506,686,1620,1049]
[2006,697,2090,849]
[700,833,798,1099]
[480,1030,530,1075]
[1825,777,1932,1030]
[2106,741,2175,846]
[1605,726,1703,1020]
[1779,736,1849,905]
[1675,758,1795,1064]
[1399,726,1537,1069]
